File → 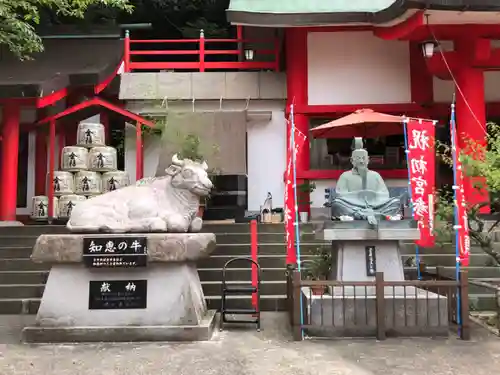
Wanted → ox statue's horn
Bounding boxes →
[201,160,208,171]
[172,153,184,166]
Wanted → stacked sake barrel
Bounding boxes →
[31,122,130,221]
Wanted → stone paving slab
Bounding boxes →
[0,314,499,375]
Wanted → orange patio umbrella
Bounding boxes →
[311,108,406,139]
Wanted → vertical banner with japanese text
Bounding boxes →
[450,108,471,266]
[284,117,306,265]
[406,120,436,247]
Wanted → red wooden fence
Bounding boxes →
[123,29,280,73]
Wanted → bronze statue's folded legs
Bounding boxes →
[372,197,402,216]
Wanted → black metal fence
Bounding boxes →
[286,270,470,341]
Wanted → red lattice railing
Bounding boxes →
[123,29,280,73]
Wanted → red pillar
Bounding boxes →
[409,42,434,105]
[136,122,143,181]
[285,28,310,211]
[0,103,21,221]
[455,39,489,213]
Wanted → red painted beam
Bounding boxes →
[373,11,424,40]
[36,97,154,128]
[36,87,69,108]
[293,103,423,116]
[405,24,500,41]
[94,60,124,95]
[425,51,459,79]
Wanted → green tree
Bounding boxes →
[119,0,230,38]
[0,0,132,59]
[435,123,500,265]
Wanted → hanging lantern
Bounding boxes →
[420,40,438,59]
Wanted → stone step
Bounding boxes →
[211,243,326,256]
[201,280,286,296]
[206,295,286,312]
[0,271,48,285]
[402,254,495,267]
[0,246,33,259]
[0,294,288,314]
[0,223,313,236]
[0,236,39,247]
[197,254,316,269]
[401,243,496,255]
[0,232,325,248]
[0,284,44,299]
[0,259,49,272]
[0,298,40,314]
[215,233,323,244]
[197,267,285,282]
[0,243,323,260]
[469,294,499,311]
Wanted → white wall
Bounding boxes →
[307,31,411,105]
[247,110,286,211]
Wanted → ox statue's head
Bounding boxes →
[165,154,213,196]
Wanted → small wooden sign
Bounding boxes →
[365,246,377,276]
[82,237,147,268]
[88,280,147,310]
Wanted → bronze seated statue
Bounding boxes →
[328,138,404,226]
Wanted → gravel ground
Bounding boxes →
[0,314,498,375]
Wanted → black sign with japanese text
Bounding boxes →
[82,237,147,268]
[88,280,147,310]
[365,246,377,277]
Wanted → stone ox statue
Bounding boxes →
[67,154,213,233]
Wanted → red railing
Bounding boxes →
[123,29,280,73]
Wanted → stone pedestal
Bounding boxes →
[307,220,449,337]
[22,233,217,343]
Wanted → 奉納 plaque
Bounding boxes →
[82,237,147,268]
[88,279,147,310]
[365,246,377,276]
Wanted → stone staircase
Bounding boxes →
[0,224,498,314]
[0,223,326,314]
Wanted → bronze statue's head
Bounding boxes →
[351,137,369,173]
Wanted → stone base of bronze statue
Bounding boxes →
[22,233,218,343]
[306,220,449,338]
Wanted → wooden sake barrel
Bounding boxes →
[76,122,106,148]
[30,196,59,221]
[88,146,117,172]
[61,146,88,172]
[58,194,87,219]
[74,171,102,196]
[49,171,75,196]
[102,171,130,193]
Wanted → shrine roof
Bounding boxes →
[227,0,500,26]
[0,26,123,99]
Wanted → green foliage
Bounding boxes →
[0,0,132,59]
[297,180,316,206]
[435,122,500,265]
[121,0,230,38]
[302,247,332,280]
